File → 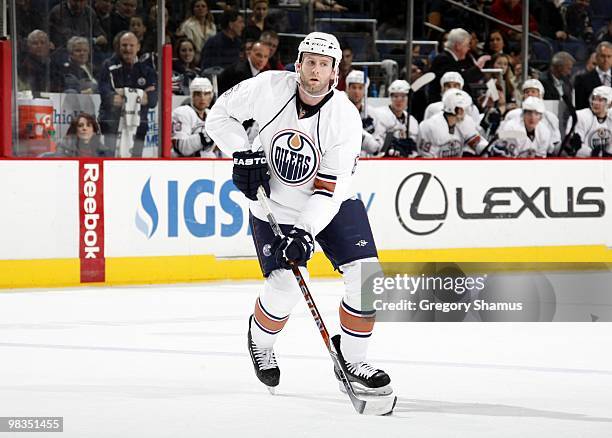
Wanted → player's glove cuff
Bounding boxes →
[232,150,271,201]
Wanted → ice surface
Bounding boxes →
[1,280,611,437]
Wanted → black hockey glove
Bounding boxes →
[232,150,270,201]
[199,132,214,151]
[386,138,416,157]
[489,141,509,157]
[568,133,582,156]
[271,227,314,270]
[362,116,375,134]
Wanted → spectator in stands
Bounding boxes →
[15,0,46,50]
[147,5,175,47]
[488,53,520,113]
[531,0,567,42]
[486,30,507,57]
[540,51,575,100]
[130,16,154,55]
[110,0,137,43]
[490,0,538,42]
[178,0,217,62]
[97,32,157,157]
[574,41,612,109]
[429,28,490,103]
[56,113,110,157]
[172,38,202,95]
[200,9,244,70]
[428,31,448,65]
[595,20,612,44]
[469,31,485,59]
[240,40,255,61]
[585,51,597,72]
[244,0,270,42]
[94,0,113,38]
[565,0,594,44]
[427,0,487,41]
[49,0,107,52]
[18,30,53,94]
[260,30,284,70]
[314,0,348,12]
[218,41,270,94]
[51,36,98,94]
[336,46,353,91]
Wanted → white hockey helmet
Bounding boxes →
[190,77,213,96]
[590,85,612,107]
[521,96,545,113]
[345,69,369,87]
[521,79,545,98]
[296,32,342,69]
[440,71,464,88]
[388,79,410,95]
[442,89,472,114]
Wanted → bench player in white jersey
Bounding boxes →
[490,96,554,157]
[344,69,382,155]
[417,89,487,157]
[423,71,481,123]
[207,32,392,395]
[373,79,418,157]
[503,79,561,154]
[171,77,218,157]
[566,86,612,157]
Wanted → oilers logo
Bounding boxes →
[588,128,612,154]
[270,129,320,185]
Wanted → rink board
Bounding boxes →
[1,159,612,288]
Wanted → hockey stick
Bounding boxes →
[256,186,397,416]
[405,72,435,143]
[558,93,578,157]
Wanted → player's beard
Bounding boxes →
[299,70,331,96]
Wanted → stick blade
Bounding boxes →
[360,395,398,416]
[410,72,435,92]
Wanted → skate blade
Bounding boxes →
[339,381,393,396]
[266,386,276,395]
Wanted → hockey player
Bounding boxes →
[372,79,418,157]
[171,77,218,157]
[206,32,392,395]
[490,96,554,158]
[423,71,481,123]
[566,85,612,157]
[417,89,487,157]
[503,79,561,154]
[344,69,382,155]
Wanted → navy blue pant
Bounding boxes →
[250,198,378,277]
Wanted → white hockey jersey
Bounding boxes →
[417,111,484,157]
[372,105,418,151]
[495,117,555,157]
[504,108,561,152]
[569,108,612,157]
[357,104,383,156]
[423,100,481,125]
[206,70,362,237]
[171,105,217,158]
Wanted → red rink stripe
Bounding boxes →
[79,160,105,283]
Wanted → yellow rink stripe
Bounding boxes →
[1,245,612,289]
